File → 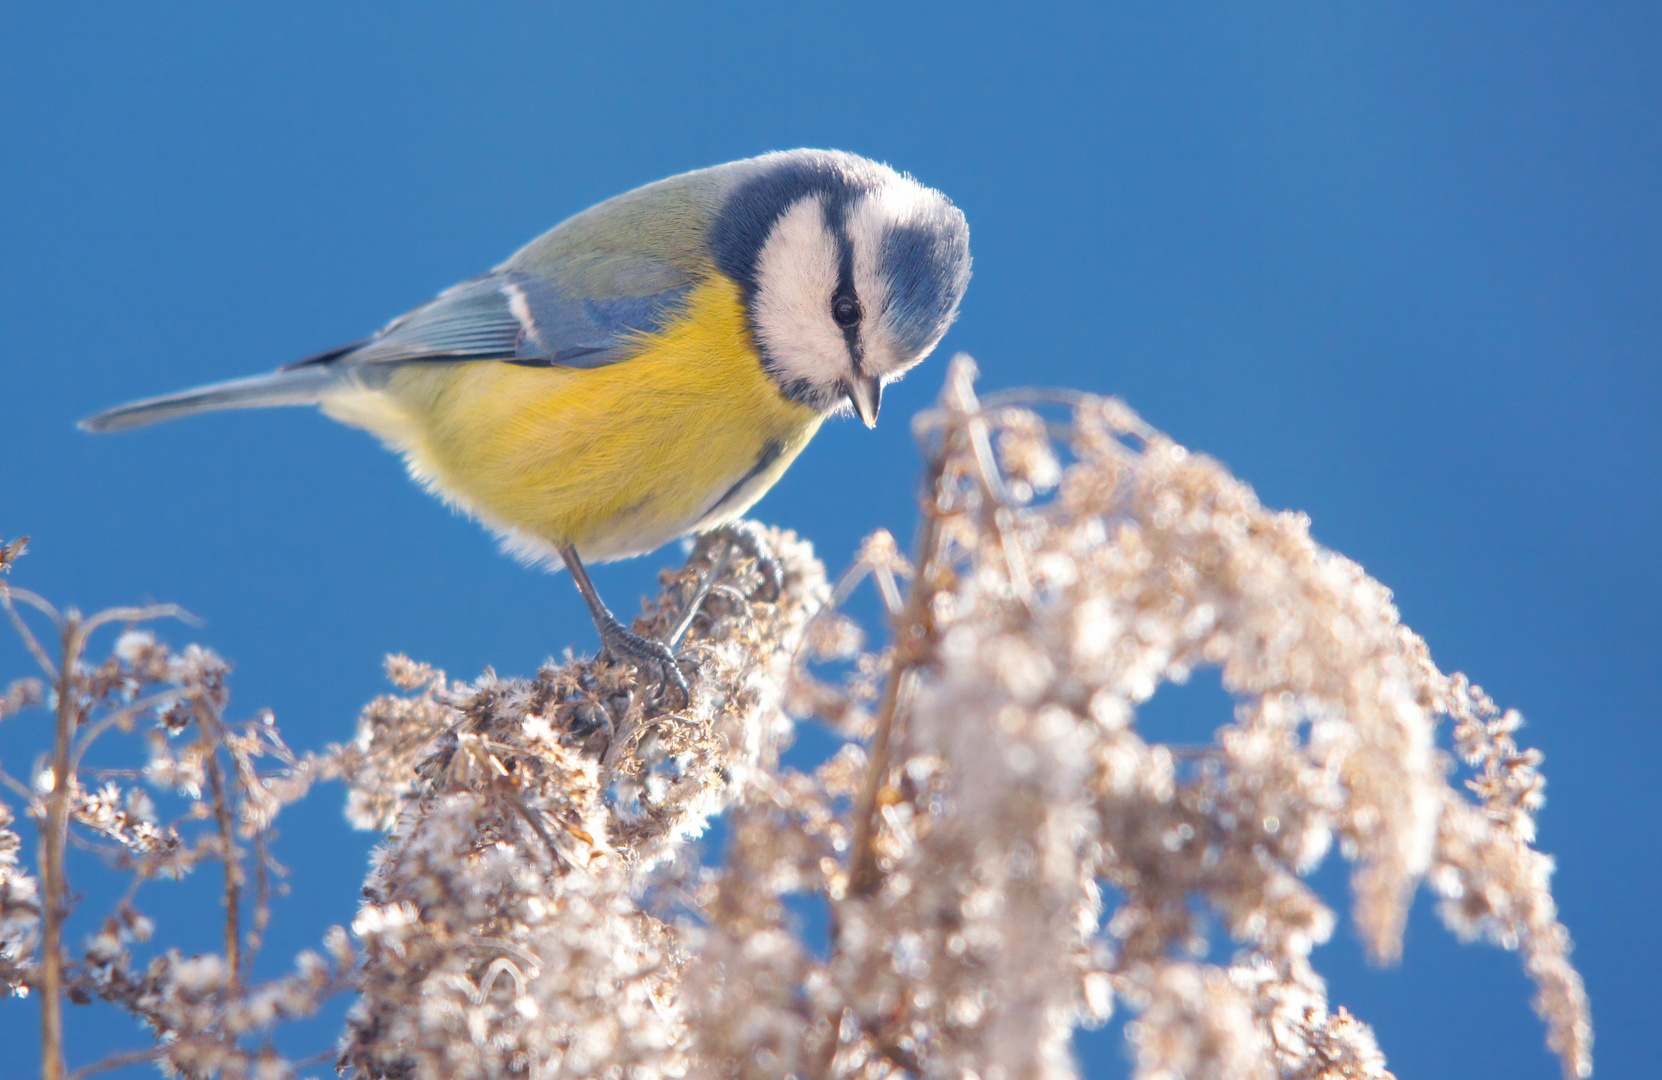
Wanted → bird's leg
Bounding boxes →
[694,519,784,602]
[558,544,690,710]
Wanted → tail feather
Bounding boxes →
[79,367,343,433]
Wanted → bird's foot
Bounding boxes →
[697,520,784,602]
[596,612,691,711]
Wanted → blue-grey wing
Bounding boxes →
[290,270,690,372]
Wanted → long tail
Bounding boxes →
[79,366,346,433]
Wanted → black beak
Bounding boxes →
[845,376,881,429]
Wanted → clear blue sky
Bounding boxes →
[2,3,1657,1076]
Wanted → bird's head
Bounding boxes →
[710,150,972,426]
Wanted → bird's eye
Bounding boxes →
[831,295,862,328]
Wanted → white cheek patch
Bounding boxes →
[751,195,848,389]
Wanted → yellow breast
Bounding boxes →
[319,275,823,563]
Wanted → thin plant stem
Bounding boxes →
[0,582,60,679]
[64,1046,164,1080]
[244,829,272,988]
[39,613,83,1080]
[198,704,242,996]
[70,688,188,771]
[847,469,948,898]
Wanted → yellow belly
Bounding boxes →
[319,275,823,563]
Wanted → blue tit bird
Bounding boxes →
[81,149,972,704]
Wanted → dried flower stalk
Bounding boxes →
[1,582,355,1080]
[333,528,825,1079]
[2,358,1588,1079]
[675,357,1587,1079]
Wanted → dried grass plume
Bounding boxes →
[0,357,1588,1079]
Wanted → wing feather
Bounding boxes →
[301,270,691,372]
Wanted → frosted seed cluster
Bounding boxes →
[0,359,1588,1078]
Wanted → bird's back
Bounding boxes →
[501,159,760,298]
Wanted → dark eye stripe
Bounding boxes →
[825,202,864,371]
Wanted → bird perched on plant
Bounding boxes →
[81,149,972,704]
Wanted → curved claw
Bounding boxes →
[595,612,690,710]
